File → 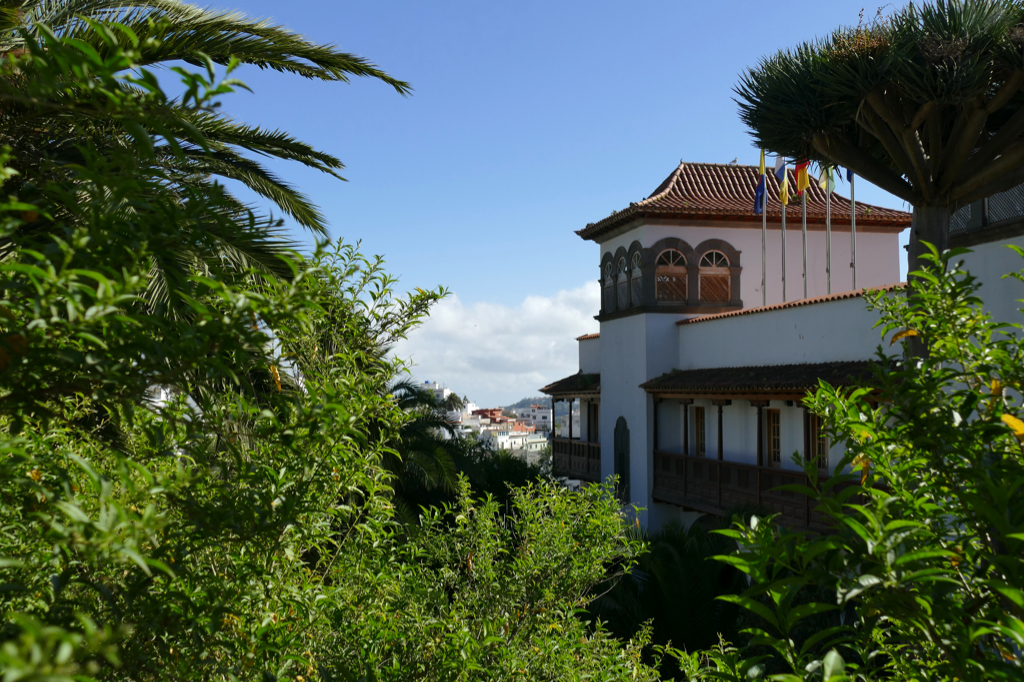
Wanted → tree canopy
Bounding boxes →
[735,0,1024,262]
[0,16,665,682]
[0,0,410,308]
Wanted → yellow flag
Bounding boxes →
[795,161,810,194]
[759,149,765,176]
[780,174,789,206]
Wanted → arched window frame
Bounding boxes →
[629,252,643,306]
[655,249,687,303]
[698,250,731,304]
[616,257,629,310]
[602,261,615,312]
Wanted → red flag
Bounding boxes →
[795,160,810,195]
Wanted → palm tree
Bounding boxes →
[734,0,1024,269]
[383,378,464,520]
[0,0,409,300]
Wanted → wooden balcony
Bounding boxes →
[552,438,601,483]
[652,450,846,531]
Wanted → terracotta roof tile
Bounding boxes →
[640,360,876,394]
[578,162,912,241]
[539,372,600,397]
[576,333,600,341]
[676,282,906,326]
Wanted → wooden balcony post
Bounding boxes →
[568,397,573,440]
[551,395,556,438]
[711,400,730,461]
[653,397,660,452]
[681,399,692,458]
[756,404,765,467]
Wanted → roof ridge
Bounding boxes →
[677,282,907,326]
[637,162,686,206]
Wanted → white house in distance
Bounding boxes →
[511,404,553,431]
[541,160,1024,531]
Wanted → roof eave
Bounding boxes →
[578,209,910,242]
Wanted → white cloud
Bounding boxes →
[391,282,600,407]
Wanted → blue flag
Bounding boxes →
[846,167,854,182]
[754,175,766,215]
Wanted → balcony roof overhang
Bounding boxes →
[640,360,877,400]
[540,371,601,398]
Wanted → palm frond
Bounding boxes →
[158,149,329,233]
[12,0,411,91]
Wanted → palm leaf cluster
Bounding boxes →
[0,0,409,304]
[735,0,1024,255]
[587,520,746,673]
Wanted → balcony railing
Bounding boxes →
[652,450,849,531]
[552,438,601,482]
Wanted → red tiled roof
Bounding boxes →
[640,360,876,394]
[677,282,906,326]
[576,332,600,341]
[577,162,912,241]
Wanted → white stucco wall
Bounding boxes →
[659,398,843,476]
[957,236,1024,326]
[599,220,903,309]
[676,294,901,370]
[597,311,688,529]
[578,337,601,374]
[598,314,649,520]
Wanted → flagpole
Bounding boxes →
[781,185,787,303]
[850,173,857,290]
[762,176,767,307]
[802,192,807,299]
[826,168,832,295]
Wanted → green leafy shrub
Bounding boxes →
[0,18,662,682]
[705,246,1024,681]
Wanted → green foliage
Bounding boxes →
[1,0,408,308]
[702,246,1024,681]
[319,479,659,682]
[589,520,746,668]
[0,17,661,682]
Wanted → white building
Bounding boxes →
[480,429,530,452]
[541,161,1024,532]
[421,381,451,404]
[511,404,553,431]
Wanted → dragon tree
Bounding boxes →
[735,0,1024,269]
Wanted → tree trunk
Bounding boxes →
[908,205,951,274]
[906,205,950,358]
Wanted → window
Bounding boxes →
[694,406,706,457]
[806,412,829,471]
[630,252,643,306]
[766,409,781,467]
[616,257,629,310]
[699,250,731,304]
[655,249,687,302]
[602,261,615,312]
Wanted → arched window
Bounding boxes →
[602,262,615,312]
[630,252,642,306]
[699,250,731,304]
[655,249,687,302]
[616,257,628,310]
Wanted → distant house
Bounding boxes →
[540,161,1024,532]
[511,404,553,431]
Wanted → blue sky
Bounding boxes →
[213,0,909,406]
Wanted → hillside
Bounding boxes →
[504,396,569,417]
